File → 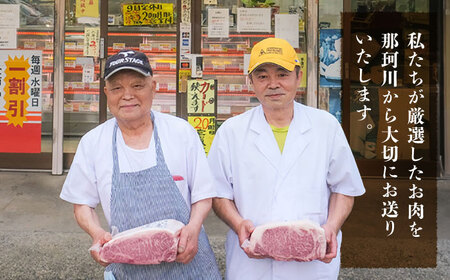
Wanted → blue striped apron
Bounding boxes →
[105,114,221,280]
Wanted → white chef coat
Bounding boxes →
[208,102,365,280]
[60,111,216,226]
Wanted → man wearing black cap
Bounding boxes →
[60,50,221,279]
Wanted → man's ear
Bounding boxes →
[150,79,157,95]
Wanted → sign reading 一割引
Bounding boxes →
[123,3,174,26]
[0,50,42,153]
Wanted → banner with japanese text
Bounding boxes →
[343,9,438,269]
[187,79,217,154]
[0,51,42,153]
[123,3,174,26]
[188,116,216,155]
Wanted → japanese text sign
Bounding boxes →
[187,79,216,114]
[237,8,271,33]
[123,3,174,26]
[188,116,216,155]
[83,27,100,57]
[0,29,16,49]
[348,21,436,268]
[0,51,42,153]
[0,4,19,28]
[76,0,99,18]
[297,53,307,88]
[208,8,229,38]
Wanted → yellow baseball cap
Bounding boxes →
[248,38,300,74]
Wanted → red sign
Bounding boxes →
[0,51,42,153]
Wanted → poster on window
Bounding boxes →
[0,50,42,153]
[76,0,99,18]
[187,79,216,114]
[123,3,174,26]
[83,26,100,57]
[188,116,216,155]
[237,8,271,33]
[0,4,19,28]
[208,8,229,38]
[319,29,342,87]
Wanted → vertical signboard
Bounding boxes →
[343,8,437,269]
[187,79,217,154]
[187,79,216,114]
[0,51,42,153]
[83,27,100,57]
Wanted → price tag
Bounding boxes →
[24,41,36,49]
[113,43,125,50]
[66,42,77,50]
[139,43,152,51]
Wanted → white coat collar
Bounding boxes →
[279,102,312,179]
[250,102,312,174]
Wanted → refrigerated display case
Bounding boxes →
[107,27,177,115]
[16,27,55,145]
[58,0,178,151]
[56,28,178,136]
[59,28,100,142]
[201,1,307,123]
[107,0,178,117]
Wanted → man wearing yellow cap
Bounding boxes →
[208,38,365,279]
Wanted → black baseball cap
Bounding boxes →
[104,49,153,80]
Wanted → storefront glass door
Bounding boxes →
[0,0,54,169]
[63,0,101,155]
[318,0,344,122]
[106,0,178,118]
[61,0,178,167]
[200,0,307,125]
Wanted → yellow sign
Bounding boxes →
[298,53,307,88]
[188,116,216,154]
[187,79,216,114]
[76,0,99,18]
[179,69,191,93]
[123,3,174,26]
[3,56,30,127]
[113,43,126,50]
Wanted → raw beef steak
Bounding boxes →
[99,219,184,265]
[246,220,326,262]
